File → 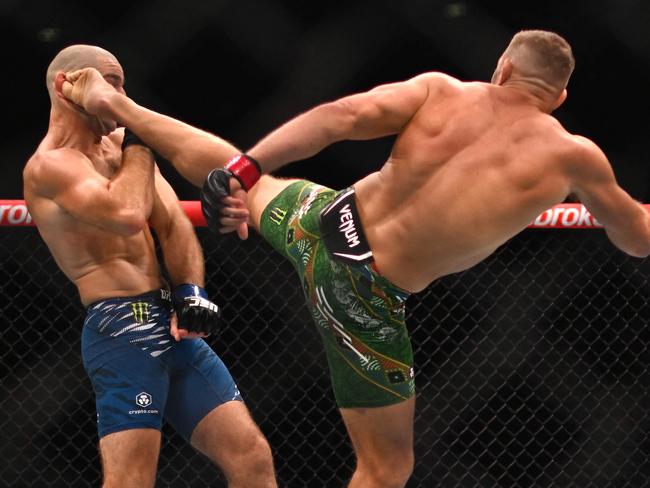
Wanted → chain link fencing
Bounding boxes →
[1,224,649,487]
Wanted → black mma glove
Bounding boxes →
[201,168,232,234]
[172,284,220,335]
[200,154,261,234]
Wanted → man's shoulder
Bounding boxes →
[24,147,91,201]
[414,71,463,88]
[26,147,88,180]
[561,133,604,158]
[554,133,610,176]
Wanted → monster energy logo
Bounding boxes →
[131,302,150,324]
[269,207,287,225]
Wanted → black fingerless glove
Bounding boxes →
[201,168,233,235]
[121,128,148,151]
[172,284,221,335]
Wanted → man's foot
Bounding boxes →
[56,68,116,119]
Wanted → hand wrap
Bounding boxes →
[172,284,220,335]
[121,128,149,151]
[224,154,262,191]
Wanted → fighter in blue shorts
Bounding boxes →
[82,289,242,440]
[24,45,276,488]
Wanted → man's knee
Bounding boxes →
[242,433,275,475]
[357,446,414,488]
[224,432,275,486]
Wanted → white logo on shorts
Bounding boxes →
[136,392,152,407]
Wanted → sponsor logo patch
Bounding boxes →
[269,207,287,225]
[129,391,159,415]
[131,302,150,324]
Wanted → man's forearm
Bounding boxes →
[247,103,346,172]
[158,215,205,287]
[104,145,155,233]
[107,93,240,186]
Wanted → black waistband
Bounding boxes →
[319,188,374,265]
[85,289,171,311]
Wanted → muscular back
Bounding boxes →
[24,136,162,305]
[355,76,585,291]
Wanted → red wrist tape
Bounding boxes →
[225,154,262,191]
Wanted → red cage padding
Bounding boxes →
[0,200,648,228]
[0,200,206,227]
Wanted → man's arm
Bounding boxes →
[27,144,155,235]
[570,140,650,257]
[246,73,439,172]
[149,168,204,287]
[58,69,239,187]
[149,169,222,340]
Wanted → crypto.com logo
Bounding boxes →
[136,392,152,408]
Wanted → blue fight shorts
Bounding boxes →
[81,289,242,440]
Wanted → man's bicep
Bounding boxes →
[572,148,646,231]
[39,152,115,220]
[576,179,637,228]
[341,74,432,138]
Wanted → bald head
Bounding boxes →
[46,45,119,102]
[495,30,575,95]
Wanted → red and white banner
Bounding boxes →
[0,200,648,229]
[529,204,602,229]
[0,200,33,226]
[0,200,206,227]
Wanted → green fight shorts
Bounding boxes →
[259,180,415,408]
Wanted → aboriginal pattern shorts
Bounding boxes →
[260,180,415,408]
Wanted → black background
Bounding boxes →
[2,2,650,487]
[1,0,649,202]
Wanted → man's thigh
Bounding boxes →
[99,428,161,488]
[164,338,242,441]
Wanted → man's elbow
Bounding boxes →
[620,233,650,258]
[628,239,650,258]
[113,209,148,236]
[631,221,650,257]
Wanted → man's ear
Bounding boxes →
[552,88,568,110]
[54,72,66,98]
[495,58,513,85]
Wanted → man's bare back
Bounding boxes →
[238,47,648,293]
[24,132,162,305]
[354,76,583,291]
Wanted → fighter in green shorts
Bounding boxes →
[259,180,415,407]
[63,31,641,487]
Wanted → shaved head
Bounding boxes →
[46,45,118,101]
[497,30,575,95]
